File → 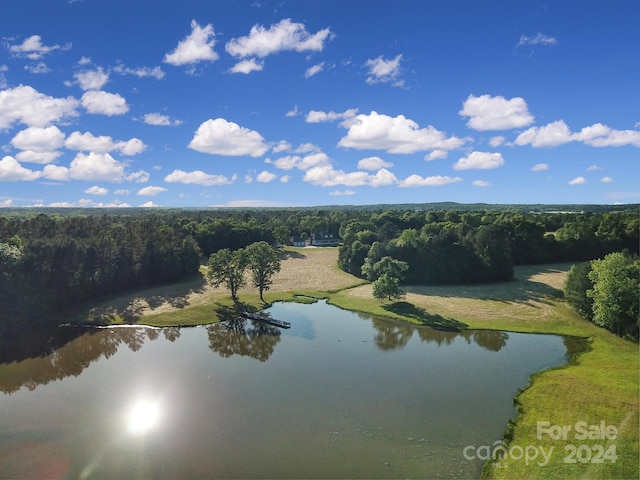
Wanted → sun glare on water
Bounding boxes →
[126,398,162,435]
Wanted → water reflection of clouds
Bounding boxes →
[281,312,316,340]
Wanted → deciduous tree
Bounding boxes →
[206,248,247,302]
[245,241,281,302]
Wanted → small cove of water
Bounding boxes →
[0,300,581,479]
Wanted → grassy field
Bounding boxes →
[71,247,639,479]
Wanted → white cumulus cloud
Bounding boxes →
[531,163,549,172]
[188,118,269,157]
[399,175,462,187]
[164,20,219,66]
[365,54,403,86]
[569,176,587,185]
[81,90,129,116]
[73,67,109,91]
[85,185,109,195]
[453,151,505,170]
[338,111,466,154]
[0,85,79,130]
[10,125,65,152]
[225,18,333,59]
[460,94,534,131]
[9,35,71,60]
[137,186,168,196]
[64,131,146,155]
[228,58,264,74]
[69,152,125,182]
[256,170,278,183]
[143,113,182,126]
[357,156,393,171]
[0,156,42,181]
[164,169,237,186]
[306,108,358,123]
[303,165,397,187]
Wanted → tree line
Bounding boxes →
[1,207,637,340]
[337,210,639,285]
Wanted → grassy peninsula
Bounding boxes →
[70,247,639,479]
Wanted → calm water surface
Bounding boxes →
[0,300,581,479]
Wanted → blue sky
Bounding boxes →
[0,0,638,208]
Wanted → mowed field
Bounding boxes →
[80,247,362,321]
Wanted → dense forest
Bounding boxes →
[1,204,638,341]
[337,209,639,284]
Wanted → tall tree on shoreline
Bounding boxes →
[206,248,247,302]
[245,241,281,302]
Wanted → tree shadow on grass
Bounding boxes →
[279,249,307,260]
[71,272,207,324]
[403,264,568,306]
[383,301,468,332]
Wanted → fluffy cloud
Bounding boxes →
[73,68,109,91]
[188,118,269,157]
[64,131,146,155]
[460,94,534,131]
[472,180,492,187]
[577,124,640,147]
[453,151,505,170]
[303,165,397,187]
[137,186,168,196]
[42,164,70,181]
[338,111,466,154]
[143,113,182,126]
[601,176,613,183]
[531,163,549,171]
[10,125,65,152]
[515,120,573,147]
[516,121,640,148]
[163,20,219,66]
[164,169,237,186]
[16,150,61,164]
[268,152,330,171]
[228,59,264,74]
[0,85,79,129]
[569,176,587,185]
[225,19,332,58]
[85,185,109,195]
[425,149,448,161]
[398,175,462,187]
[0,156,42,181]
[69,152,125,182]
[81,90,129,116]
[306,108,357,123]
[256,170,278,183]
[357,156,393,171]
[10,126,64,164]
[365,54,403,86]
[9,35,70,60]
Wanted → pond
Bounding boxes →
[0,300,583,479]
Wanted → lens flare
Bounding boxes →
[126,399,161,435]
